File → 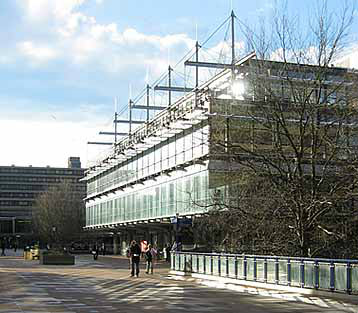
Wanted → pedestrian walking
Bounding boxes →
[13,242,17,253]
[163,245,167,261]
[92,244,99,260]
[165,244,171,262]
[145,244,157,274]
[126,247,131,269]
[129,240,141,277]
[101,242,106,256]
[1,239,6,256]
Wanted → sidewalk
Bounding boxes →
[95,254,358,311]
[0,253,356,312]
[167,269,358,311]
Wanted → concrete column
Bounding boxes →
[12,218,16,234]
[120,231,131,256]
[144,229,150,243]
[113,235,119,255]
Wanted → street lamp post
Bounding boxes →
[52,226,57,250]
[175,213,180,251]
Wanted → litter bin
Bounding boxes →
[31,248,40,260]
[23,246,32,260]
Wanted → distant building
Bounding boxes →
[0,157,86,243]
[68,157,82,169]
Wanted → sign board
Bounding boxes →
[170,216,192,226]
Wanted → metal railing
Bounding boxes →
[171,252,358,294]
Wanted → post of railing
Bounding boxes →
[172,252,175,270]
[218,255,221,276]
[264,258,268,283]
[235,256,238,279]
[300,259,305,288]
[243,255,247,280]
[287,258,291,286]
[178,252,181,271]
[226,256,229,277]
[203,255,206,274]
[197,254,199,273]
[346,262,352,294]
[275,257,279,284]
[314,260,319,289]
[210,255,213,275]
[253,257,257,281]
[330,261,335,291]
[184,254,187,272]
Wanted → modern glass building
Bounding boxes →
[83,52,358,254]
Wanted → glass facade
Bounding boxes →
[88,123,209,196]
[85,123,211,227]
[86,167,209,226]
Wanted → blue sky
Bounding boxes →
[0,0,357,167]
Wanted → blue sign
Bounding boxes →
[170,216,192,226]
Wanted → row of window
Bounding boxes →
[0,193,37,199]
[86,170,209,226]
[0,200,32,207]
[0,184,47,191]
[0,176,83,184]
[87,124,209,196]
[0,168,84,176]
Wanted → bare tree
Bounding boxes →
[33,181,84,248]
[199,2,358,257]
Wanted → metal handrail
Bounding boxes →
[171,251,358,294]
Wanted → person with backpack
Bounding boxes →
[145,244,157,274]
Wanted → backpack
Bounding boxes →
[145,249,152,261]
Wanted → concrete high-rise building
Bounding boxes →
[0,157,86,244]
[68,157,82,169]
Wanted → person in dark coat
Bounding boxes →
[92,244,99,260]
[165,244,171,263]
[129,240,141,277]
[1,239,6,256]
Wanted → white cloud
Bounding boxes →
[20,0,86,21]
[0,119,98,167]
[16,0,195,74]
[0,100,115,167]
[270,46,319,64]
[336,44,358,69]
[17,41,58,63]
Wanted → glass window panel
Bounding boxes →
[169,183,175,215]
[161,185,167,216]
[155,187,160,217]
[131,194,135,220]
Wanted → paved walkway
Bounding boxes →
[0,252,357,313]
